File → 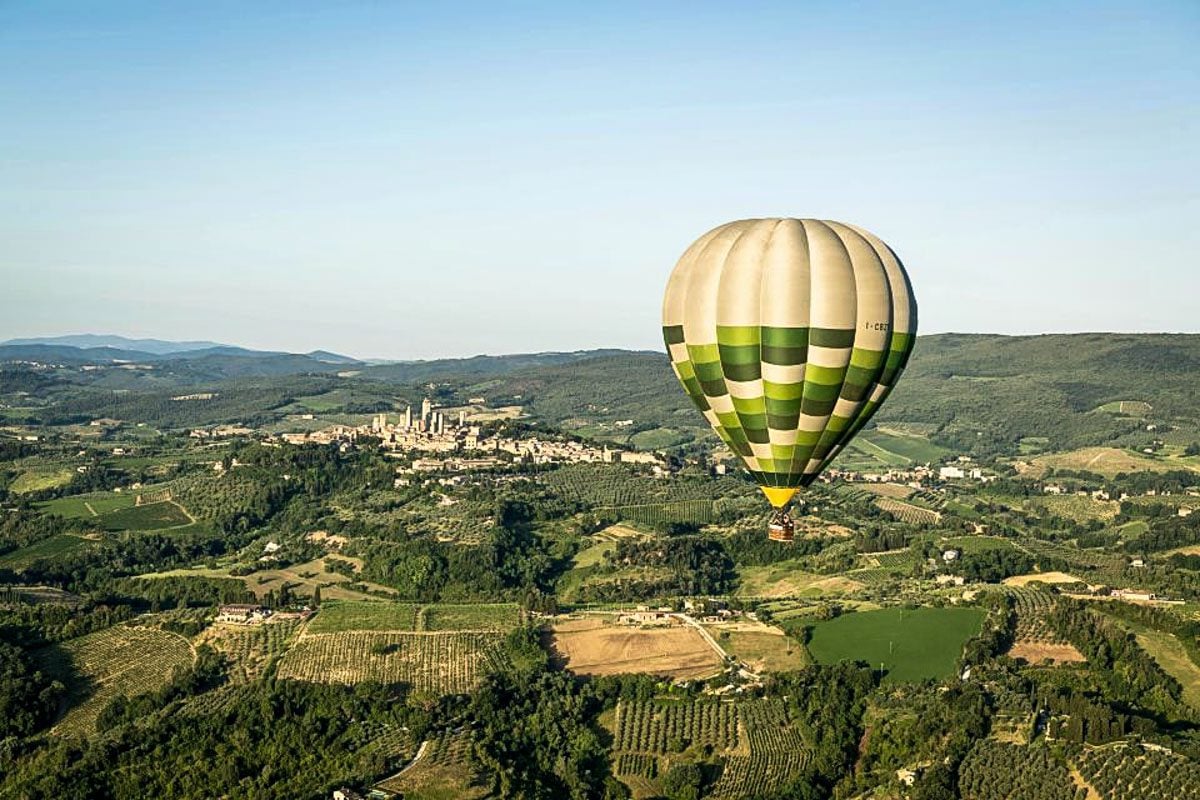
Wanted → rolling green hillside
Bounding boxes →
[475,334,1200,456]
[4,334,1198,455]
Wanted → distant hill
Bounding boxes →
[306,350,360,364]
[442,334,1200,456]
[0,341,364,382]
[3,333,1197,455]
[1,334,229,355]
[359,349,645,382]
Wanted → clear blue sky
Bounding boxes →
[1,1,1196,359]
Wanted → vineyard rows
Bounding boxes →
[872,549,918,568]
[1006,587,1067,644]
[275,631,503,694]
[708,755,809,799]
[849,568,901,587]
[740,699,808,755]
[874,497,941,525]
[420,603,521,632]
[1019,539,1125,571]
[206,619,300,682]
[910,489,947,508]
[615,753,659,778]
[348,719,417,763]
[614,700,739,752]
[1076,744,1200,800]
[604,499,713,527]
[308,601,521,634]
[375,728,487,797]
[423,728,477,766]
[306,601,420,633]
[835,486,874,503]
[43,625,194,737]
[611,699,813,799]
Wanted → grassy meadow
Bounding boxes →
[806,606,985,683]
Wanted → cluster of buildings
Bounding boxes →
[278,399,469,450]
[215,603,313,624]
[829,456,1000,489]
[279,398,666,478]
[829,465,934,487]
[215,604,273,624]
[189,424,255,439]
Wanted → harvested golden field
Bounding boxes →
[736,563,865,598]
[1027,447,1193,479]
[705,622,810,672]
[859,483,915,499]
[1004,571,1084,586]
[1008,641,1086,664]
[548,617,722,679]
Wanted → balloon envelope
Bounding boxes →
[662,218,917,507]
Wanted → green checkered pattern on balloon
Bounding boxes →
[664,324,915,488]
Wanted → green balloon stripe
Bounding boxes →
[661,218,918,492]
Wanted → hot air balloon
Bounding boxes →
[662,218,917,541]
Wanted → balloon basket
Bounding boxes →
[767,508,794,542]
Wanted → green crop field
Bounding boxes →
[806,606,986,683]
[307,601,521,633]
[420,603,521,631]
[860,429,951,464]
[98,501,193,531]
[306,601,421,633]
[0,533,99,569]
[939,535,1020,554]
[39,491,135,518]
[9,467,76,494]
[37,493,193,531]
[841,429,949,468]
[844,437,910,468]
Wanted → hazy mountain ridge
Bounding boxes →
[1,334,229,355]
